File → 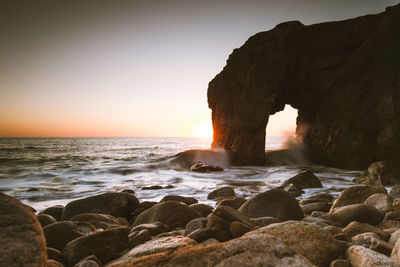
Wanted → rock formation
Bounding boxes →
[207,4,400,170]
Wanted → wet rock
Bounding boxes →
[213,205,253,228]
[279,170,322,189]
[160,195,198,205]
[70,213,122,230]
[0,193,47,266]
[44,221,96,251]
[330,185,387,211]
[364,193,392,216]
[238,189,304,220]
[282,183,304,197]
[38,213,57,227]
[187,228,215,242]
[108,236,197,265]
[229,221,252,238]
[302,216,334,227]
[184,218,208,235]
[128,229,151,249]
[48,259,65,267]
[141,185,163,190]
[330,259,350,267]
[347,245,400,267]
[207,187,235,200]
[47,247,67,266]
[155,229,185,238]
[62,192,140,220]
[63,226,129,266]
[324,225,343,236]
[302,202,332,214]
[249,216,280,227]
[330,204,382,226]
[377,220,400,230]
[200,238,219,245]
[133,201,200,229]
[245,220,346,266]
[354,162,393,186]
[343,221,390,241]
[41,205,64,221]
[351,232,393,255]
[73,255,101,267]
[217,197,246,210]
[389,229,400,246]
[190,161,224,172]
[206,213,230,232]
[390,185,400,200]
[189,203,213,217]
[106,233,314,267]
[130,222,169,236]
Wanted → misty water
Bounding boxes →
[0,137,363,211]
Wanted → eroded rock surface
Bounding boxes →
[207,4,400,172]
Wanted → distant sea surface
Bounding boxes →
[0,137,363,211]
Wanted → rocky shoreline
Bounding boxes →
[3,166,400,266]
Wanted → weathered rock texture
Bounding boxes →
[208,4,400,170]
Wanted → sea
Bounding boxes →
[0,137,363,211]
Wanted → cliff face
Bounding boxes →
[207,5,400,169]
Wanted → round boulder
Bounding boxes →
[330,204,382,226]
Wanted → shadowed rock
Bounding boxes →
[208,4,400,173]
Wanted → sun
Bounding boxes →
[193,123,213,139]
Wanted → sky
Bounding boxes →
[1,0,399,138]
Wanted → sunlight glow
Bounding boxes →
[193,123,213,138]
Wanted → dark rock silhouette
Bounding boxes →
[208,4,400,170]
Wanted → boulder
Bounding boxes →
[238,189,304,220]
[217,197,246,210]
[342,221,390,241]
[301,202,332,214]
[390,185,400,200]
[130,222,169,236]
[330,259,350,267]
[133,201,200,229]
[354,162,393,186]
[62,192,140,220]
[207,187,235,200]
[190,161,224,172]
[184,218,208,235]
[347,245,400,267]
[63,226,129,266]
[279,170,322,189]
[245,220,346,266]
[0,193,47,266]
[330,186,387,211]
[47,247,67,266]
[189,203,213,217]
[38,213,57,227]
[70,213,122,230]
[363,193,392,216]
[73,255,101,267]
[41,205,64,221]
[391,237,400,262]
[389,229,400,246]
[128,229,151,249]
[106,233,314,267]
[330,204,382,226]
[44,221,96,250]
[160,195,198,205]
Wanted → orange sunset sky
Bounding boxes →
[1,1,398,138]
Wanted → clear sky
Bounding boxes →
[1,0,399,137]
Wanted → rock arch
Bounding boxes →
[207,5,400,169]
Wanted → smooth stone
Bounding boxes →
[390,185,400,200]
[343,221,390,241]
[63,226,129,266]
[44,221,96,251]
[190,161,224,172]
[213,205,253,228]
[364,193,392,216]
[41,205,64,221]
[0,193,47,266]
[47,259,65,267]
[128,229,151,249]
[184,218,208,235]
[389,229,400,246]
[62,192,140,220]
[301,202,332,214]
[300,198,331,205]
[130,222,169,236]
[133,201,200,229]
[217,197,246,210]
[249,216,280,227]
[330,259,350,267]
[245,220,346,266]
[279,170,322,189]
[207,187,235,200]
[73,255,102,267]
[238,189,304,220]
[189,203,213,217]
[38,213,57,228]
[377,220,400,230]
[160,195,198,205]
[108,235,197,265]
[391,236,400,261]
[70,213,122,230]
[187,228,215,242]
[330,204,382,226]
[47,247,67,266]
[229,221,252,238]
[347,245,400,267]
[200,238,219,245]
[206,213,230,232]
[324,225,344,236]
[106,233,314,267]
[330,185,387,211]
[282,183,304,197]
